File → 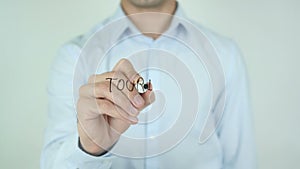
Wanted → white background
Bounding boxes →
[0,0,299,168]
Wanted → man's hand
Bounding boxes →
[77,58,155,155]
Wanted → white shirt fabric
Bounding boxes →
[41,3,256,169]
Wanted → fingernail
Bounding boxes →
[149,91,156,103]
[130,106,138,115]
[128,116,138,123]
[134,94,144,106]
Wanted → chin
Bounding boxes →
[128,0,168,8]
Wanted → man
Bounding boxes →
[41,0,257,168]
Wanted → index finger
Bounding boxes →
[113,58,141,83]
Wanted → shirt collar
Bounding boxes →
[108,2,188,42]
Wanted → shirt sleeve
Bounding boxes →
[217,41,257,169]
[40,42,114,169]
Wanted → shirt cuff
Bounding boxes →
[66,135,113,169]
[78,137,111,157]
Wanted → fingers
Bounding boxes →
[141,90,156,110]
[86,71,145,109]
[78,97,138,124]
[88,59,141,84]
[87,72,115,84]
[97,99,138,124]
[109,71,145,108]
[81,58,156,122]
[79,82,140,117]
[77,59,147,148]
[113,58,141,82]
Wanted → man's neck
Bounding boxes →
[121,0,177,39]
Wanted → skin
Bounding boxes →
[77,59,155,155]
[121,0,177,39]
[77,0,177,155]
[124,0,170,8]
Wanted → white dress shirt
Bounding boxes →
[41,3,256,169]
